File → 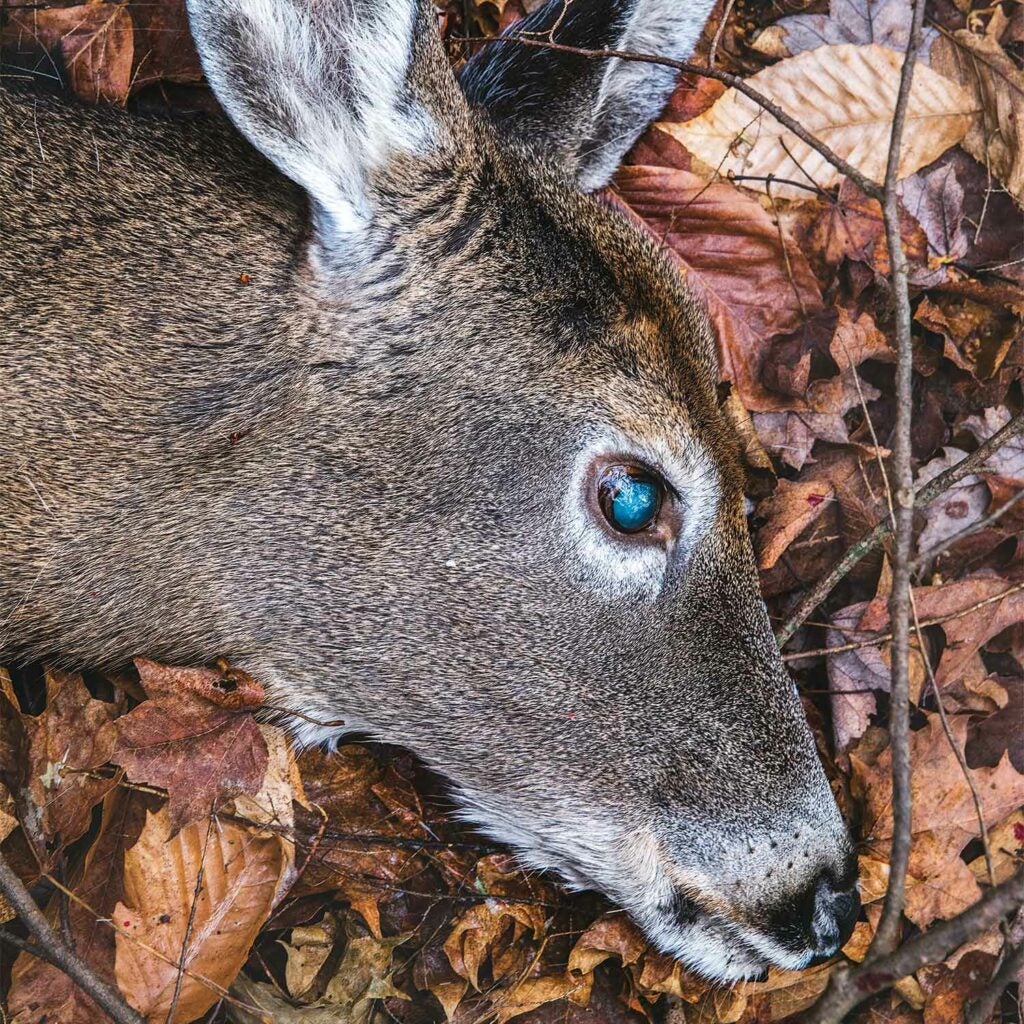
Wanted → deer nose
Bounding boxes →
[805,873,860,964]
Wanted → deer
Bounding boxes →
[0,0,861,981]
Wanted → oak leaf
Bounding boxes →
[114,806,289,1023]
[106,658,269,831]
[9,667,121,864]
[661,45,974,199]
[853,713,1024,926]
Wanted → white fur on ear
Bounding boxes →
[187,0,438,235]
[579,0,714,190]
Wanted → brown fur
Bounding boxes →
[0,0,857,980]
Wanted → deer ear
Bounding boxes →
[460,0,713,191]
[187,0,464,238]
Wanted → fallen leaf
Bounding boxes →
[567,915,646,977]
[827,602,891,751]
[13,667,120,864]
[292,745,433,937]
[282,913,340,999]
[756,480,836,569]
[933,30,1024,206]
[962,405,1024,478]
[919,949,997,1024]
[610,165,824,410]
[967,674,1024,774]
[8,788,153,1024]
[128,0,202,88]
[899,163,968,268]
[914,446,990,560]
[751,0,938,61]
[913,575,1024,688]
[106,659,269,831]
[115,806,289,1023]
[853,713,1024,926]
[661,45,974,199]
[494,975,582,1024]
[4,3,135,104]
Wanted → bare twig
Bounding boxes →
[782,579,1024,661]
[965,940,1024,1024]
[867,0,928,960]
[457,34,885,200]
[775,412,1024,647]
[707,0,736,69]
[165,812,215,1024]
[0,851,146,1024]
[803,867,1024,1023]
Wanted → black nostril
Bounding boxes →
[812,876,860,956]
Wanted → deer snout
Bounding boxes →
[761,867,861,966]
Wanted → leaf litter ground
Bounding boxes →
[1,0,1022,1021]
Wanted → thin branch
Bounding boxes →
[868,0,928,960]
[707,0,736,69]
[803,867,1024,1023]
[0,851,146,1024]
[781,579,1024,661]
[775,412,1024,647]
[0,927,65,970]
[965,940,1024,1024]
[165,812,215,1024]
[457,34,884,200]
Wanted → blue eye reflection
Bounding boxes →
[598,465,664,534]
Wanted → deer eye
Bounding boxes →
[597,465,664,534]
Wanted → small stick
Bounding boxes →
[775,413,1024,647]
[803,867,1024,1023]
[0,852,146,1024]
[866,0,928,960]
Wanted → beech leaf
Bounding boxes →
[660,44,975,199]
[115,806,289,1023]
[932,31,1024,207]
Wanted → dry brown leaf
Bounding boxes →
[444,895,545,990]
[107,658,269,831]
[494,975,583,1024]
[609,165,824,411]
[13,667,121,864]
[282,914,339,999]
[968,809,1024,885]
[8,788,152,1024]
[912,575,1024,688]
[933,30,1024,206]
[292,745,432,937]
[661,44,974,199]
[114,806,289,1023]
[5,3,134,104]
[756,480,835,569]
[853,713,1024,926]
[567,914,646,977]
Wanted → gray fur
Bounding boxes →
[0,0,857,982]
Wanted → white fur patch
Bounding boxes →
[188,0,438,237]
